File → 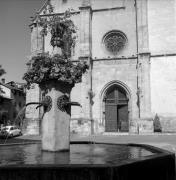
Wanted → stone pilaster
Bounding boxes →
[79,1,93,134]
[138,52,151,119]
[79,0,92,57]
[30,23,43,56]
[25,84,40,135]
[24,23,43,135]
[136,0,153,133]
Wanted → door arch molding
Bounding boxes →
[100,80,132,132]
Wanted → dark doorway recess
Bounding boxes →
[105,85,129,132]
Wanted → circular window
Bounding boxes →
[103,31,127,54]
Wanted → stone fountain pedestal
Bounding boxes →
[40,81,73,152]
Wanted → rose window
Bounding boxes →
[103,31,127,54]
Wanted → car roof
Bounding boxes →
[2,125,17,128]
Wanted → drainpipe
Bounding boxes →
[89,56,94,135]
[90,6,93,135]
[134,0,140,119]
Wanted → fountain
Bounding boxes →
[25,84,82,152]
[0,10,175,180]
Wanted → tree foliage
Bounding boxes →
[38,9,77,57]
[0,65,6,94]
[0,65,5,77]
[23,9,89,89]
[153,114,162,132]
[23,53,88,89]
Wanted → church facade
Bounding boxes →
[25,0,176,135]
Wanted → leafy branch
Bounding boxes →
[24,10,89,89]
[0,65,6,94]
[23,53,88,89]
[38,9,77,57]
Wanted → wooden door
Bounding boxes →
[105,104,117,132]
[118,105,129,132]
[105,85,129,132]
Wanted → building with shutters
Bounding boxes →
[25,0,176,135]
[0,80,26,127]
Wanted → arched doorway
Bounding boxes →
[104,84,129,132]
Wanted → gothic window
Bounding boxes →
[103,31,127,54]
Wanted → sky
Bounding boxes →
[0,0,45,83]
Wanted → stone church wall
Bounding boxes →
[70,58,139,135]
[24,24,43,135]
[24,84,40,135]
[70,0,138,135]
[148,0,176,54]
[50,0,126,13]
[92,59,138,133]
[151,57,176,132]
[50,0,81,13]
[148,0,176,132]
[26,0,176,135]
[92,0,137,59]
[70,82,91,136]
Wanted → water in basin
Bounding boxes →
[0,143,156,166]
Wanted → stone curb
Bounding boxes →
[0,141,40,146]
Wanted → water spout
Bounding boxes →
[57,95,82,111]
[25,102,42,108]
[14,102,43,127]
[25,96,52,112]
[65,102,82,108]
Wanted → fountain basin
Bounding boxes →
[0,142,175,180]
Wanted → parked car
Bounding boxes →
[0,126,22,137]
